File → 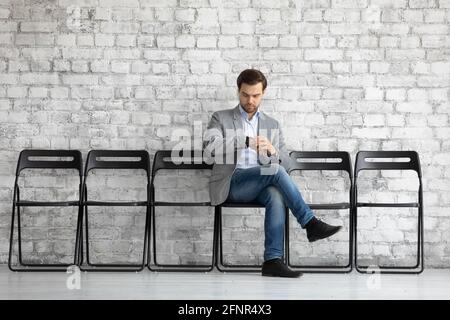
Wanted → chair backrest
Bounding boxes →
[151,150,212,177]
[16,149,82,176]
[355,151,421,178]
[84,150,150,175]
[289,151,352,177]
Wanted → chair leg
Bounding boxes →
[147,203,155,271]
[349,206,354,273]
[284,207,290,266]
[148,204,157,270]
[8,192,17,271]
[215,206,224,272]
[419,187,424,273]
[74,204,83,267]
[145,206,151,269]
[211,206,218,270]
[74,183,84,267]
[83,205,92,267]
[141,204,150,269]
[17,204,24,266]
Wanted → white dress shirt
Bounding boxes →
[236,105,260,169]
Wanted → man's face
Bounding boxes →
[238,82,265,115]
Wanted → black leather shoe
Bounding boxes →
[261,258,303,278]
[306,217,342,242]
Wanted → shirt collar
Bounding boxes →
[239,104,260,121]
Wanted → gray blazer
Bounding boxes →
[203,105,293,205]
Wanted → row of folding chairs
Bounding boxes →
[8,149,424,274]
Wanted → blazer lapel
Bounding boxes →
[257,111,266,137]
[231,105,242,164]
[256,111,265,165]
[232,105,243,131]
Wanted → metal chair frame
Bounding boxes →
[287,151,354,273]
[8,149,83,272]
[78,150,151,272]
[354,151,424,274]
[147,150,215,272]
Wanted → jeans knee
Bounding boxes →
[265,186,285,207]
[272,164,288,180]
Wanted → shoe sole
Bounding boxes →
[308,226,342,243]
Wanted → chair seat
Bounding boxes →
[220,202,264,208]
[16,200,79,207]
[357,202,419,208]
[220,202,350,209]
[84,200,148,206]
[309,203,350,210]
[153,201,211,206]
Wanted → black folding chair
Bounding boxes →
[215,201,289,272]
[287,151,353,273]
[8,150,83,272]
[354,151,424,274]
[78,150,151,272]
[148,150,215,272]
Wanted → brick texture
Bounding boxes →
[0,0,449,268]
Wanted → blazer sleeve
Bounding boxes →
[259,121,293,171]
[203,111,246,164]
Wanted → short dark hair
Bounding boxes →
[237,69,267,91]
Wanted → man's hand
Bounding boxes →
[257,136,277,156]
[248,136,277,156]
[248,137,258,150]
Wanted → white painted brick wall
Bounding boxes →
[0,0,449,267]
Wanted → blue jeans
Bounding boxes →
[226,164,315,262]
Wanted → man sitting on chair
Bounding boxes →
[203,69,342,278]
